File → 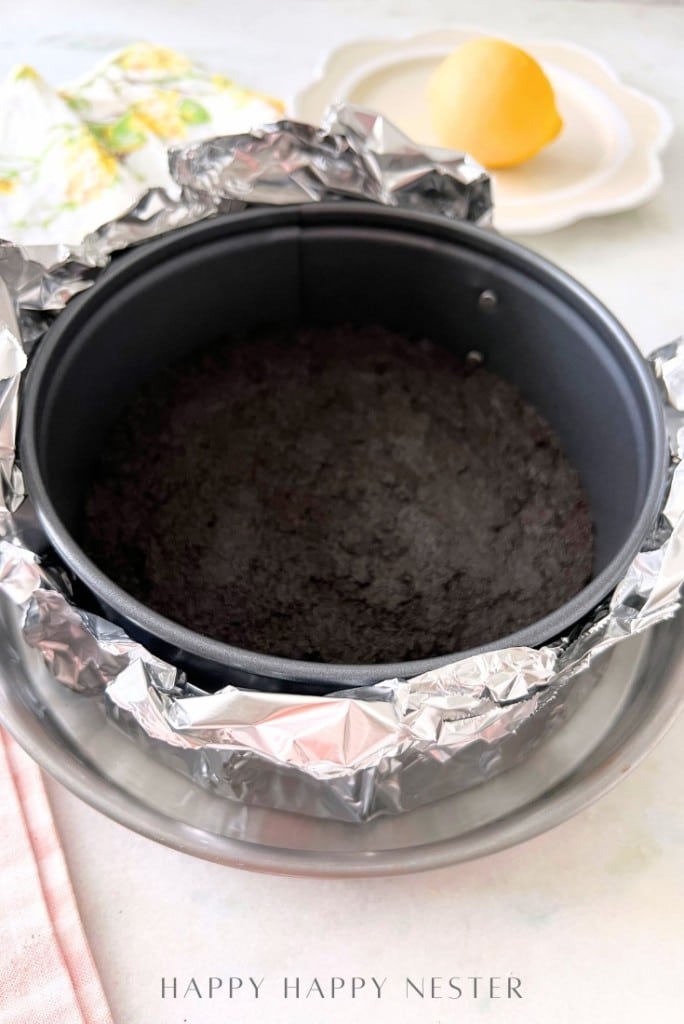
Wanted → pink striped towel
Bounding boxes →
[0,728,114,1024]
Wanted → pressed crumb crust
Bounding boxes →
[83,325,594,663]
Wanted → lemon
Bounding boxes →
[428,37,563,169]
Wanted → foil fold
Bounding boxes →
[0,106,681,821]
[169,105,492,224]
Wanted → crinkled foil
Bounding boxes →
[0,106,681,821]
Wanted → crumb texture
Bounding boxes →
[83,325,594,663]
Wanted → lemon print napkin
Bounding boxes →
[0,43,284,245]
[0,65,140,245]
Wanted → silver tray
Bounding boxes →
[2,598,684,876]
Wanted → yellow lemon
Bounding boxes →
[428,37,563,169]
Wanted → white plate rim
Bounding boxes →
[293,29,674,234]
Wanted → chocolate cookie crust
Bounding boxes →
[83,325,593,663]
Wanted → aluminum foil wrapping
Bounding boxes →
[0,105,682,822]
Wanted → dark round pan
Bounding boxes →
[19,204,667,695]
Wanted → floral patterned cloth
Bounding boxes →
[0,43,284,244]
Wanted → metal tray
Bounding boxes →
[2,601,684,876]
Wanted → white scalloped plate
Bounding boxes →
[294,30,673,235]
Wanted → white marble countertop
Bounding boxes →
[3,1,684,1021]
